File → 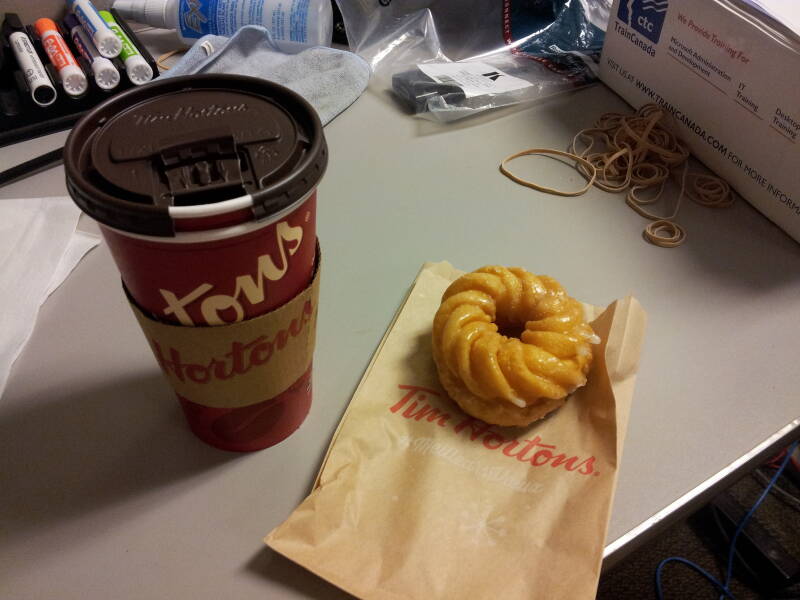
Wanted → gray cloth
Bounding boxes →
[161,26,370,125]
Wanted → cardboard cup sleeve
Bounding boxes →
[126,247,321,409]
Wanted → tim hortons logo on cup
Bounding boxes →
[158,221,303,326]
[149,298,314,386]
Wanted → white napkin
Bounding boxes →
[0,197,100,400]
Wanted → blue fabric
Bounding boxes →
[506,0,604,81]
[162,26,371,125]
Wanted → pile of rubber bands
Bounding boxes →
[500,104,734,248]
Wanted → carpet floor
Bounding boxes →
[597,458,800,600]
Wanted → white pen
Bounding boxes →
[68,0,122,58]
[64,13,120,90]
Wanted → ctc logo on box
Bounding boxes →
[618,0,668,44]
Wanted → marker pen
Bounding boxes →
[34,18,88,97]
[98,11,153,85]
[5,26,57,106]
[68,0,122,58]
[64,14,120,90]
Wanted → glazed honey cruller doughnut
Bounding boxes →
[432,266,598,427]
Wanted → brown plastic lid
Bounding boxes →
[64,74,327,236]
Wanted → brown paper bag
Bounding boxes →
[266,261,647,599]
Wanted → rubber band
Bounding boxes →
[644,220,686,247]
[627,160,689,222]
[499,149,597,197]
[687,173,733,207]
[501,103,734,248]
[156,48,184,71]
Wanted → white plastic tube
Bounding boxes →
[34,18,89,97]
[68,0,123,58]
[69,21,121,90]
[112,0,333,52]
[99,10,154,85]
[8,31,57,106]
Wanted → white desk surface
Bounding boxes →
[1,83,799,600]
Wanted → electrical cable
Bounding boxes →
[721,442,800,598]
[655,440,800,600]
[709,505,762,586]
[655,557,736,599]
[768,449,788,469]
[753,468,800,512]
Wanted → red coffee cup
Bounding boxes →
[64,75,327,452]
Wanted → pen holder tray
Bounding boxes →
[0,9,158,148]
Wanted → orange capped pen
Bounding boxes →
[34,18,88,97]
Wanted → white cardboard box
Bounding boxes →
[599,0,800,243]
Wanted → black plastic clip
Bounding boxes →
[158,132,244,206]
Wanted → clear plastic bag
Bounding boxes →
[335,0,611,122]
